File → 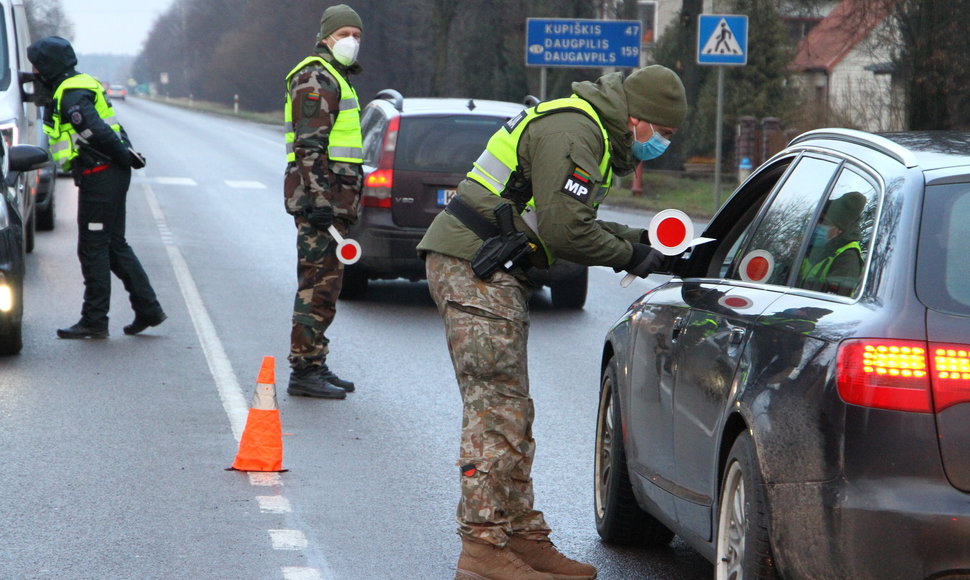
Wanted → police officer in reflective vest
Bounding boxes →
[418,65,687,580]
[28,36,165,339]
[284,5,363,399]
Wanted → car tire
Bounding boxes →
[716,432,778,580]
[37,187,55,231]
[339,266,368,300]
[594,357,674,546]
[24,209,35,254]
[550,267,588,309]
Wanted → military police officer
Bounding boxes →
[28,36,165,339]
[284,5,364,399]
[418,65,687,580]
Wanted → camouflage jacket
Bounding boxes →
[417,72,646,271]
[284,47,363,222]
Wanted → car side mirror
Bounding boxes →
[9,144,50,172]
[19,71,36,103]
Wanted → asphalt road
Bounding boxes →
[0,98,712,580]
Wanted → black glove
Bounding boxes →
[304,205,334,231]
[622,243,663,279]
[127,148,146,169]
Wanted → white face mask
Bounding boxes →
[329,35,359,66]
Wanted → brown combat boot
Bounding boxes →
[508,537,597,580]
[455,537,556,580]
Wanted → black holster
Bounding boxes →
[445,196,535,280]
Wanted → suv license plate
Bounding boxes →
[437,188,457,207]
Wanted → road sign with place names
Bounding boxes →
[526,18,641,68]
[697,14,748,66]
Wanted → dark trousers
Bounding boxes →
[76,164,160,328]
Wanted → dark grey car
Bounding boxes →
[342,90,589,308]
[595,129,970,579]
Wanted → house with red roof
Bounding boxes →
[790,0,903,131]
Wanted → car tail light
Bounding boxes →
[928,344,970,412]
[837,339,970,413]
[837,339,931,412]
[361,115,399,209]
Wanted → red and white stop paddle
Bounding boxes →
[328,225,362,265]
[737,249,774,284]
[621,209,713,287]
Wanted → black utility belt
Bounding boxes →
[444,195,535,280]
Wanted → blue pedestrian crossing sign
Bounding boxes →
[697,14,748,65]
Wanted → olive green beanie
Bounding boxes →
[823,192,866,231]
[318,4,363,42]
[624,65,687,128]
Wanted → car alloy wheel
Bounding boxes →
[594,358,673,546]
[716,432,777,580]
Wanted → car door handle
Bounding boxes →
[729,327,746,346]
[671,315,687,340]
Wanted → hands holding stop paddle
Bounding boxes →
[621,209,713,288]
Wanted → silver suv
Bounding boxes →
[344,90,589,308]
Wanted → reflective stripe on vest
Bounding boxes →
[801,241,863,285]
[467,96,613,210]
[284,56,362,164]
[45,74,122,170]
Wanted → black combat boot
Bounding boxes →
[287,366,347,399]
[57,320,108,339]
[124,311,167,335]
[319,364,355,392]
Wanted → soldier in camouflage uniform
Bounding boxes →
[284,5,364,399]
[419,66,688,580]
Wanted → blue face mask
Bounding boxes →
[632,123,671,161]
[811,224,832,248]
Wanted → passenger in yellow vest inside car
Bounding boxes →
[417,65,688,580]
[800,191,867,297]
[27,36,165,340]
[283,4,363,399]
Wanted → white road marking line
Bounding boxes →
[283,567,322,580]
[269,529,308,550]
[249,472,284,486]
[143,181,249,437]
[256,496,292,513]
[150,177,198,186]
[225,180,267,189]
[142,166,333,580]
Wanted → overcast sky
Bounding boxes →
[63,0,174,55]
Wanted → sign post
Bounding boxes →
[697,14,748,212]
[526,18,642,99]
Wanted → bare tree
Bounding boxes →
[24,0,74,40]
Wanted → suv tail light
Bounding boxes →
[929,344,970,412]
[361,115,399,209]
[837,339,970,413]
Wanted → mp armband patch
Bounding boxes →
[560,167,593,204]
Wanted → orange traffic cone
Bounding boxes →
[229,356,286,472]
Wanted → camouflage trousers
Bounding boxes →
[289,216,345,370]
[425,252,551,547]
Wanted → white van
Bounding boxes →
[0,0,53,354]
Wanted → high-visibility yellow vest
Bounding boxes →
[284,56,362,164]
[467,96,613,210]
[45,73,121,171]
[801,241,863,286]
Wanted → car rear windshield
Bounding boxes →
[395,115,507,174]
[917,181,970,315]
